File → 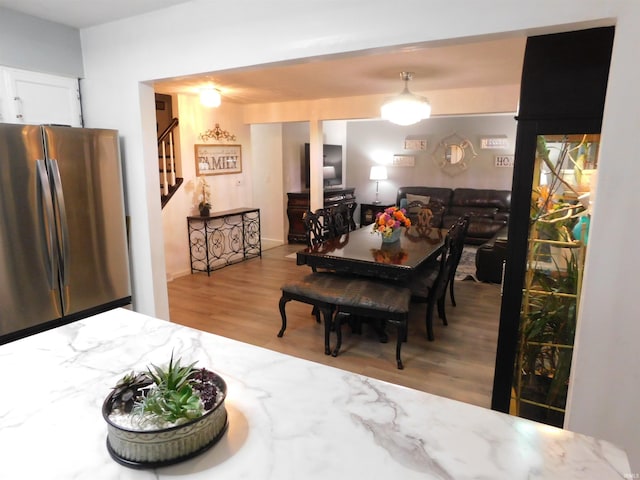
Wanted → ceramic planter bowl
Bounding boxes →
[102,372,228,468]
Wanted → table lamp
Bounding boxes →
[323,165,337,187]
[369,166,388,204]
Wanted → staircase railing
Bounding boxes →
[158,118,182,208]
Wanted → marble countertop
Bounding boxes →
[0,308,630,479]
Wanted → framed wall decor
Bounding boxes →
[494,155,514,167]
[479,136,509,149]
[432,132,477,176]
[403,139,428,151]
[195,144,242,176]
[392,154,416,167]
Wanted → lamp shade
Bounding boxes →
[200,87,221,107]
[369,165,388,181]
[323,165,337,179]
[381,72,431,126]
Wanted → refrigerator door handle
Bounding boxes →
[36,160,57,289]
[49,159,71,288]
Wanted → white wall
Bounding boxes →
[282,122,309,194]
[347,115,516,208]
[162,93,251,280]
[77,0,640,469]
[0,7,83,77]
[250,123,285,250]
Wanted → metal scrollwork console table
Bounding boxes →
[187,207,261,276]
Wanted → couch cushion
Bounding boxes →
[397,186,453,209]
[405,193,431,205]
[451,188,511,211]
[448,205,498,218]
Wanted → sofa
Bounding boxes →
[475,226,508,283]
[396,186,511,245]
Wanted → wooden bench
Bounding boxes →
[278,273,412,369]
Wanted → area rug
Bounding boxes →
[455,245,479,282]
[285,252,297,259]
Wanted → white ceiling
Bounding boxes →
[0,0,192,28]
[0,1,526,105]
[153,37,526,105]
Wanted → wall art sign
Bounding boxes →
[494,155,515,167]
[392,154,416,167]
[195,144,242,176]
[480,136,509,149]
[403,139,428,151]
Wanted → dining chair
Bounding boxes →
[325,203,354,237]
[448,214,470,307]
[408,232,454,341]
[302,207,343,323]
[302,208,332,248]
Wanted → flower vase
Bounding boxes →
[382,228,402,244]
[199,207,210,217]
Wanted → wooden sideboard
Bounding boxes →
[287,188,356,243]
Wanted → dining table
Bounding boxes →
[0,308,631,479]
[296,225,446,282]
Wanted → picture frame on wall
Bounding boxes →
[195,144,242,176]
[392,154,416,167]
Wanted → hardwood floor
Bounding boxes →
[168,243,502,409]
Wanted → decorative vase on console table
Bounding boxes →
[199,205,210,217]
[197,177,212,217]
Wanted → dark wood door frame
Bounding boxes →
[490,26,615,414]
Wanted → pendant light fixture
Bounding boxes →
[200,86,221,108]
[380,72,431,126]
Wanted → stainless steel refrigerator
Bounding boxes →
[0,123,131,343]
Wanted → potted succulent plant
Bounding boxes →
[102,353,228,468]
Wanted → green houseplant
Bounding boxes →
[517,243,582,425]
[102,353,228,468]
[514,134,591,427]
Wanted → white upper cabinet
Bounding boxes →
[0,67,82,126]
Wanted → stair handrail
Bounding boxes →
[158,117,179,144]
[159,117,180,196]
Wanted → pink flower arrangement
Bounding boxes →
[372,206,411,238]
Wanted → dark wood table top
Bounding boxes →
[296,226,446,281]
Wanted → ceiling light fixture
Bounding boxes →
[380,72,431,126]
[200,86,221,108]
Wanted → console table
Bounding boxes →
[187,207,261,275]
[287,188,356,243]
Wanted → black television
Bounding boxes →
[303,143,343,189]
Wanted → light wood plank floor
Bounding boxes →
[168,243,502,409]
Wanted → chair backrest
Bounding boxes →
[406,200,433,233]
[325,203,353,238]
[408,229,453,301]
[430,233,454,299]
[303,209,331,247]
[448,215,470,281]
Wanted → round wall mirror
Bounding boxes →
[445,144,464,164]
[433,133,478,175]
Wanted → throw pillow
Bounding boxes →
[405,193,431,205]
